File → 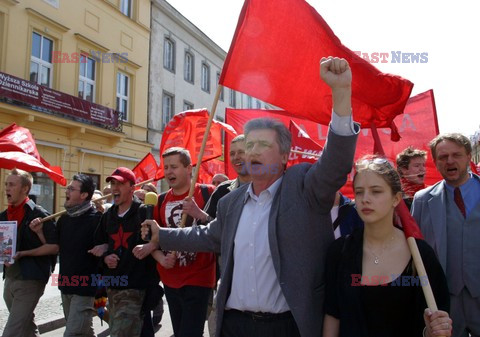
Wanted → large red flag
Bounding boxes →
[288,120,323,166]
[220,0,413,138]
[225,90,442,198]
[0,123,66,185]
[198,159,226,184]
[156,109,237,179]
[0,151,67,185]
[132,153,159,186]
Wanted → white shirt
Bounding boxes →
[225,177,289,313]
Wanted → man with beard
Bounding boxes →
[139,147,215,337]
[396,146,427,209]
[32,174,101,336]
[95,167,159,337]
[1,169,58,337]
[412,133,480,337]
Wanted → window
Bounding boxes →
[184,51,194,83]
[163,37,175,72]
[247,96,253,108]
[30,172,55,213]
[229,89,236,108]
[162,92,174,129]
[256,100,262,109]
[120,0,132,17]
[201,62,210,93]
[183,100,194,111]
[216,72,224,101]
[116,72,129,121]
[78,54,96,102]
[30,32,53,87]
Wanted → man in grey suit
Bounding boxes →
[412,133,480,337]
[134,56,359,337]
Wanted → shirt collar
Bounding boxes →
[243,176,283,204]
[444,173,473,193]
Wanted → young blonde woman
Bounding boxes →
[323,157,452,337]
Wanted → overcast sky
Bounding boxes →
[166,0,480,137]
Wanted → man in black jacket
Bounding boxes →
[95,167,159,337]
[49,174,101,336]
[1,168,58,337]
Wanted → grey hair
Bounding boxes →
[244,118,291,155]
[429,133,472,160]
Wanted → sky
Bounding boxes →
[166,0,480,137]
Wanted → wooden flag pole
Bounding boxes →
[178,85,223,228]
[40,177,156,223]
[290,149,321,158]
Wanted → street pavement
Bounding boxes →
[0,264,210,336]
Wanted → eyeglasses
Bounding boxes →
[64,186,81,192]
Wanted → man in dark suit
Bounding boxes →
[412,133,480,337]
[135,56,359,337]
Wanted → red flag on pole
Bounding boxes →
[219,0,413,138]
[288,120,323,166]
[198,159,226,184]
[0,123,66,185]
[132,153,159,185]
[156,109,237,179]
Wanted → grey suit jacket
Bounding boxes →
[411,174,480,273]
[157,126,358,337]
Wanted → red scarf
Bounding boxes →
[401,177,425,199]
[7,197,29,227]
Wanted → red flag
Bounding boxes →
[197,159,226,184]
[225,89,442,198]
[0,123,66,185]
[288,120,323,166]
[156,109,237,179]
[0,152,67,186]
[470,161,479,175]
[132,153,159,186]
[220,0,413,138]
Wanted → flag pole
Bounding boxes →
[39,177,156,222]
[178,85,223,228]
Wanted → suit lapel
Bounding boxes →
[268,180,283,277]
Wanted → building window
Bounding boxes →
[216,72,224,101]
[120,0,132,17]
[229,89,236,108]
[30,32,53,87]
[162,92,174,129]
[163,37,175,72]
[201,62,210,93]
[78,54,96,102]
[183,100,194,111]
[184,51,194,83]
[247,96,253,108]
[30,172,55,213]
[116,72,129,121]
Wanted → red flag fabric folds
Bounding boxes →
[220,0,413,138]
[288,120,323,166]
[198,159,226,184]
[0,151,67,185]
[0,123,66,185]
[132,153,159,185]
[156,109,237,179]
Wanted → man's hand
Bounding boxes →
[88,244,108,257]
[133,242,157,260]
[182,197,207,221]
[159,253,176,269]
[320,56,352,117]
[141,220,161,243]
[29,217,43,234]
[320,57,351,90]
[12,251,24,260]
[104,254,120,269]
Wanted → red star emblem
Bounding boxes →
[110,224,133,250]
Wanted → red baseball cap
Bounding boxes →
[106,167,136,184]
